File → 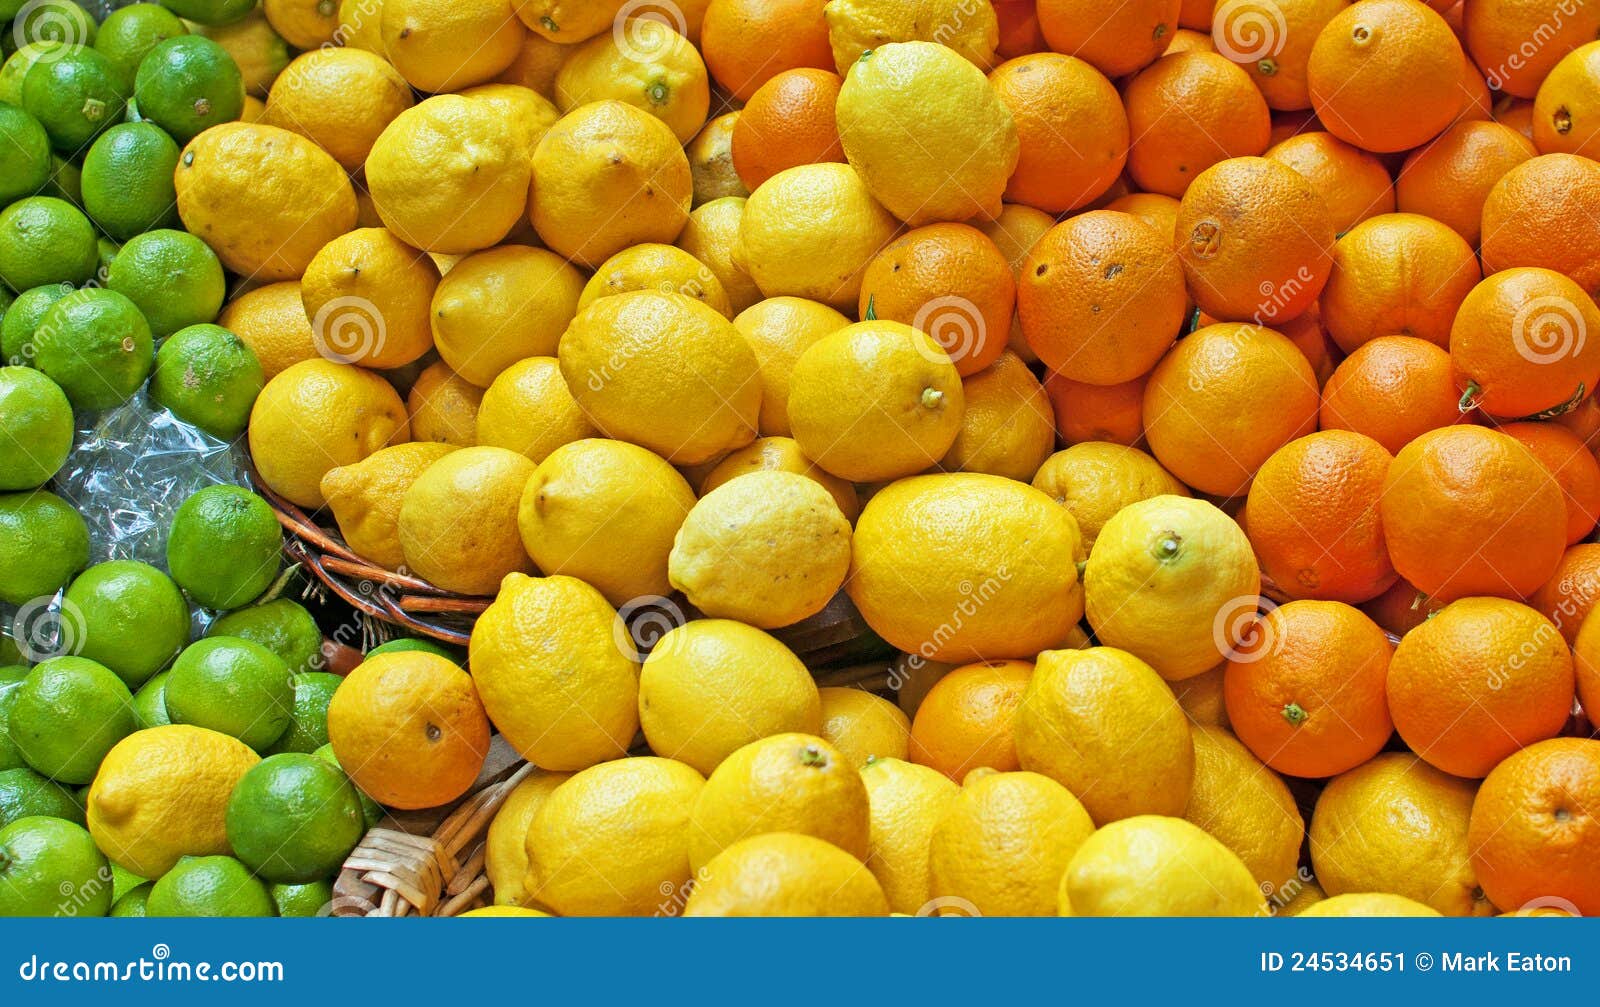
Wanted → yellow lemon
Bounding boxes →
[380,0,524,93]
[430,245,585,388]
[1059,815,1266,916]
[525,757,704,916]
[1014,646,1194,823]
[456,82,559,169]
[496,31,570,95]
[263,47,413,171]
[239,94,266,123]
[1172,664,1230,729]
[941,351,1054,482]
[578,243,732,318]
[175,123,357,281]
[1084,495,1261,681]
[396,446,535,594]
[554,17,709,143]
[476,357,597,462]
[1185,725,1304,894]
[847,473,1083,661]
[700,437,860,523]
[860,756,957,913]
[406,361,482,448]
[1032,443,1189,553]
[86,726,260,878]
[468,573,640,771]
[263,0,341,48]
[197,11,291,97]
[638,619,822,776]
[835,41,1018,225]
[1274,879,1326,917]
[679,195,762,313]
[928,770,1095,916]
[335,0,385,52]
[321,442,457,570]
[530,100,692,268]
[367,94,529,254]
[1298,893,1442,917]
[485,768,570,907]
[458,906,549,917]
[819,689,910,769]
[824,0,999,75]
[688,112,747,205]
[734,296,851,436]
[217,281,318,380]
[248,359,409,508]
[300,226,439,370]
[683,832,889,917]
[512,0,626,42]
[517,438,696,607]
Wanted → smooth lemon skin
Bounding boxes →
[579,242,732,318]
[321,442,457,571]
[1032,443,1190,553]
[380,0,524,94]
[300,226,439,370]
[396,446,535,596]
[1059,815,1267,917]
[734,296,851,436]
[554,18,710,143]
[682,832,890,917]
[860,757,957,913]
[819,689,910,769]
[476,357,598,462]
[700,438,860,523]
[1297,893,1443,917]
[485,769,570,908]
[430,245,586,389]
[825,0,999,74]
[1184,725,1304,894]
[679,196,762,313]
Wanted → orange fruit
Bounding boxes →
[1102,192,1181,243]
[1174,156,1335,325]
[1555,392,1600,451]
[1531,543,1600,644]
[1495,94,1536,138]
[1213,0,1348,111]
[1480,153,1600,297]
[1223,599,1394,778]
[1396,121,1537,247]
[908,660,1033,783]
[1036,0,1181,79]
[989,53,1128,213]
[1387,597,1574,778]
[1142,322,1321,497]
[1264,132,1395,235]
[1453,46,1493,124]
[1319,335,1468,455]
[1017,210,1186,386]
[1247,431,1397,604]
[1359,575,1441,638]
[730,68,844,191]
[1464,0,1600,99]
[995,0,1049,58]
[700,0,831,102]
[1319,212,1481,354]
[1379,425,1567,603]
[1124,52,1271,199]
[857,223,1015,377]
[1164,26,1215,54]
[1449,267,1600,420]
[1043,371,1147,446]
[1579,605,1600,720]
[1500,421,1600,545]
[1269,107,1323,145]
[1469,738,1600,916]
[1275,305,1340,386]
[1534,40,1600,158]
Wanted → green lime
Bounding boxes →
[0,103,50,206]
[32,287,154,410]
[270,879,332,917]
[145,854,275,917]
[62,560,190,687]
[109,881,152,916]
[160,0,260,27]
[263,671,340,754]
[0,490,89,606]
[163,635,292,750]
[21,46,127,151]
[0,766,85,827]
[0,196,97,292]
[95,3,188,90]
[150,324,263,440]
[0,367,72,490]
[0,685,23,771]
[133,35,243,144]
[14,1,98,50]
[42,154,81,207]
[0,42,65,106]
[107,231,225,339]
[95,237,117,276]
[1,282,74,366]
[110,862,146,902]
[0,287,12,318]
[129,669,171,728]
[0,636,21,664]
[208,598,322,676]
[312,743,382,828]
[366,637,464,665]
[9,656,134,783]
[0,815,111,916]
[226,752,364,883]
[79,122,182,241]
[166,485,280,609]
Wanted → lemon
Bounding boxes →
[217,281,319,380]
[734,297,851,436]
[700,438,860,523]
[321,442,456,571]
[860,756,957,913]
[928,770,1095,916]
[512,0,626,42]
[406,361,482,448]
[687,733,870,871]
[495,30,569,95]
[687,112,746,206]
[1185,725,1304,894]
[1173,663,1229,728]
[738,163,899,312]
[941,351,1055,482]
[1298,893,1442,917]
[300,227,439,370]
[397,446,535,595]
[468,574,639,771]
[458,905,549,917]
[334,0,385,52]
[475,357,596,462]
[1032,443,1190,553]
[554,17,709,143]
[484,769,569,907]
[457,82,559,164]
[678,196,762,314]
[578,243,732,318]
[819,689,910,769]
[1084,495,1261,681]
[825,0,1000,74]
[263,48,414,172]
[262,0,340,48]
[637,620,821,776]
[683,832,889,917]
[380,0,524,93]
[430,245,585,388]
[1060,815,1266,916]
[194,10,291,96]
[847,474,1084,662]
[525,756,704,917]
[1274,879,1326,916]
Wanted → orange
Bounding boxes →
[1453,46,1493,124]
[1174,156,1334,326]
[1124,52,1271,200]
[1247,431,1397,604]
[1464,0,1600,99]
[1495,95,1536,139]
[989,53,1128,213]
[1359,575,1441,639]
[1319,213,1480,354]
[1213,0,1347,111]
[996,0,1049,58]
[1264,132,1395,235]
[1556,391,1600,450]
[1269,107,1323,145]
[1319,335,1468,455]
[1534,40,1600,158]
[1307,0,1465,153]
[216,280,319,380]
[730,68,843,191]
[1449,267,1600,420]
[1388,597,1573,778]
[1531,543,1600,644]
[1275,305,1340,386]
[700,0,831,102]
[1396,121,1537,246]
[1143,322,1321,497]
[1043,371,1146,447]
[1017,211,1186,386]
[857,223,1015,377]
[1469,738,1600,916]
[1480,153,1600,296]
[908,660,1033,783]
[1380,425,1567,603]
[1102,192,1181,243]
[1178,0,1213,29]
[1036,0,1181,79]
[1580,606,1600,720]
[1500,421,1600,545]
[1164,27,1216,54]
[1223,600,1394,778]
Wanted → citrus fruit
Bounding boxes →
[258,672,340,756]
[459,82,560,165]
[166,485,280,611]
[1060,815,1264,916]
[0,196,97,292]
[578,243,732,318]
[1320,212,1481,354]
[0,767,85,828]
[164,637,293,752]
[149,323,264,441]
[0,490,89,606]
[1319,335,1466,455]
[9,656,135,784]
[380,0,524,93]
[553,17,708,144]
[677,196,762,313]
[702,0,831,101]
[1535,544,1600,645]
[908,660,1032,783]
[430,245,585,388]
[146,855,275,917]
[405,362,481,448]
[78,122,181,242]
[0,103,50,206]
[940,351,1054,481]
[1464,0,1600,99]
[216,281,318,380]
[1501,421,1600,545]
[320,442,454,571]
[262,47,413,172]
[688,111,747,205]
[1266,131,1395,235]
[225,752,365,883]
[0,816,110,917]
[1534,39,1600,157]
[262,0,340,48]
[163,0,259,26]
[1451,267,1600,420]
[699,438,859,521]
[0,368,72,491]
[1396,120,1536,245]
[105,230,225,341]
[465,359,588,464]
[991,52,1127,212]
[859,756,957,913]
[484,768,567,907]
[2,283,73,367]
[20,46,125,151]
[63,560,189,688]
[270,880,331,917]
[300,227,438,370]
[133,35,244,144]
[682,832,887,917]
[730,68,844,191]
[1125,51,1271,199]
[1184,725,1303,893]
[31,287,154,410]
[397,446,535,596]
[310,743,381,828]
[818,689,909,769]
[129,671,170,730]
[1480,153,1600,296]
[1030,443,1188,553]
[94,4,187,88]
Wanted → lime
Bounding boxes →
[0,196,97,292]
[150,324,264,440]
[312,743,382,828]
[106,231,225,339]
[163,636,292,750]
[0,766,85,827]
[95,4,188,90]
[95,237,117,276]
[270,879,332,917]
[366,637,464,665]
[0,287,11,318]
[0,490,89,605]
[208,598,322,676]
[110,862,145,900]
[32,287,154,410]
[0,103,50,205]
[0,815,111,917]
[133,35,243,144]
[62,560,190,687]
[109,882,152,916]
[166,485,281,608]
[9,655,134,783]
[145,854,275,917]
[1,282,73,366]
[129,669,171,729]
[80,123,182,241]
[0,367,72,490]
[20,46,126,151]
[42,154,81,208]
[14,1,98,49]
[263,671,340,754]
[225,752,365,882]
[160,0,260,27]
[0,42,65,106]
[0,686,23,771]
[0,636,21,664]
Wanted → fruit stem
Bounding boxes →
[864,295,877,321]
[1457,380,1482,413]
[920,388,944,409]
[799,745,828,767]
[1281,702,1308,726]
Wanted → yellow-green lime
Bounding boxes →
[21,46,126,151]
[0,815,111,917]
[133,35,244,143]
[109,882,153,916]
[166,485,281,609]
[81,123,182,241]
[2,283,74,366]
[311,743,382,827]
[208,599,322,676]
[365,637,462,665]
[0,678,25,771]
[0,368,72,490]
[0,766,85,827]
[43,154,82,207]
[108,230,225,339]
[225,752,365,882]
[163,636,292,751]
[146,854,274,917]
[94,4,188,89]
[0,42,65,106]
[63,560,190,687]
[0,103,50,205]
[149,324,263,440]
[14,1,97,48]
[0,196,98,292]
[32,287,155,410]
[110,863,145,901]
[0,490,89,605]
[95,237,118,276]
[129,670,171,729]
[8,656,135,783]
[270,880,332,917]
[262,672,341,754]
